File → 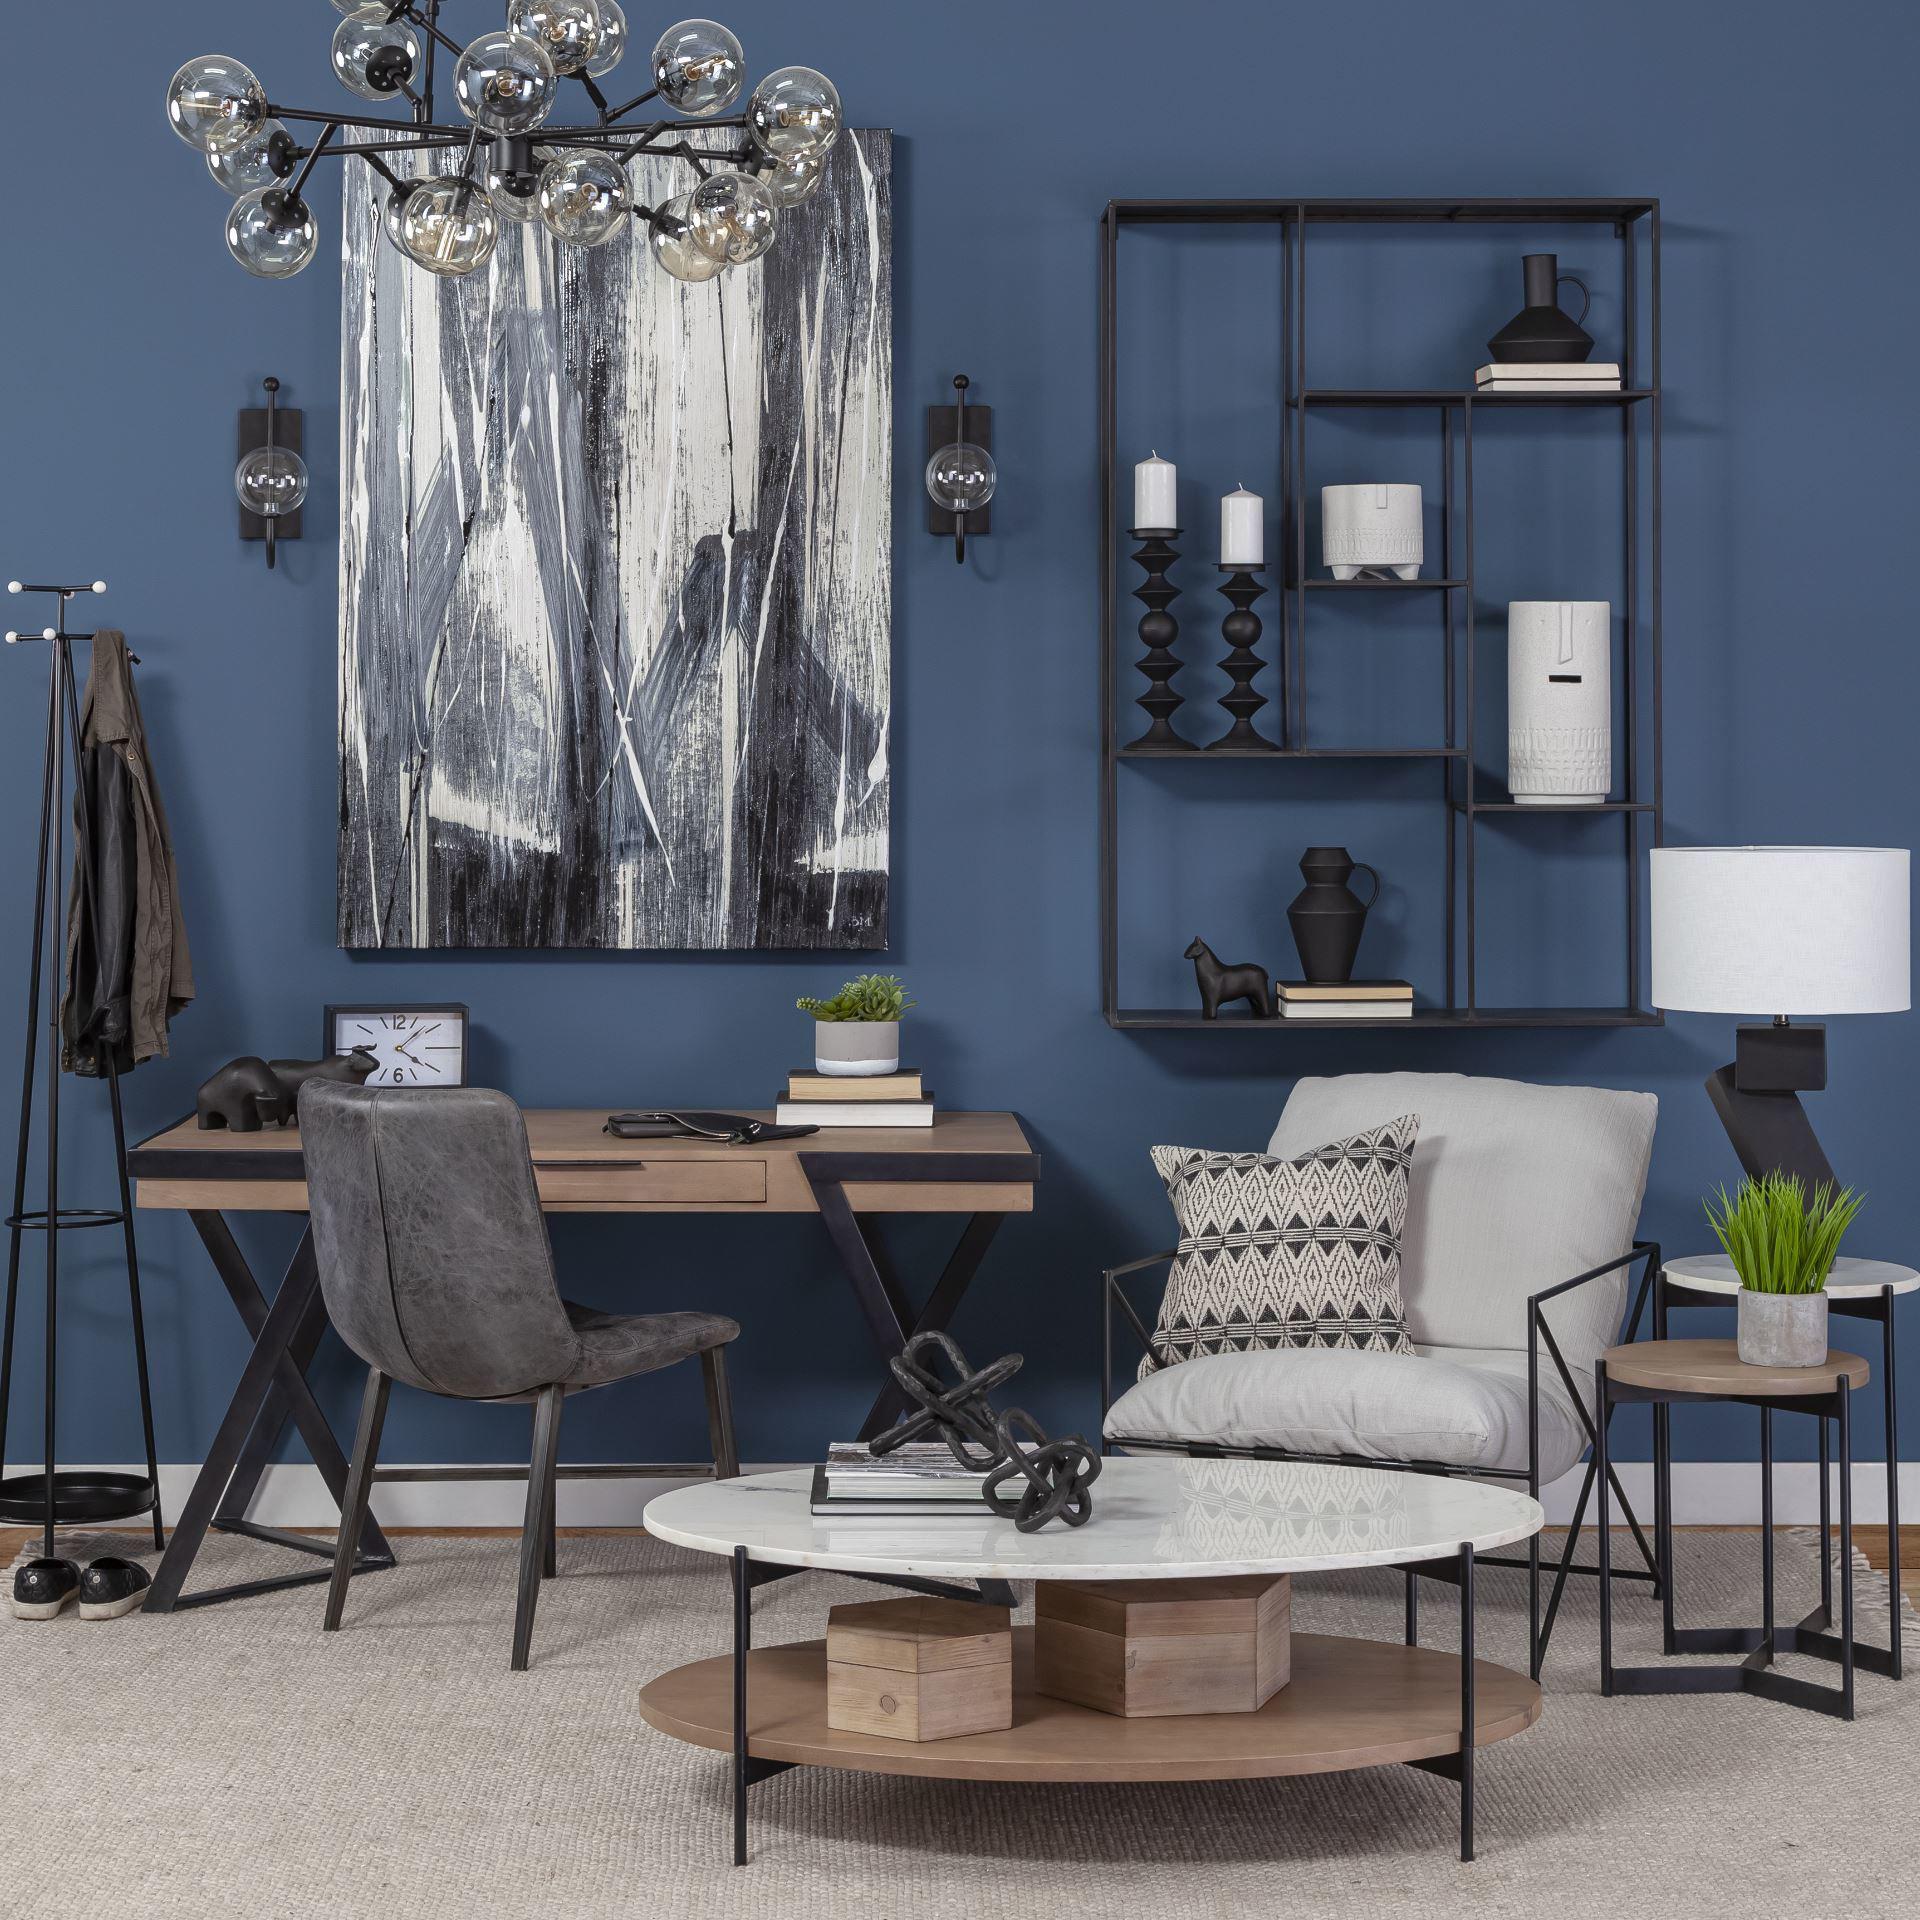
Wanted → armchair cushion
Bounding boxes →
[1104,1344,1588,1483]
[1266,1073,1656,1385]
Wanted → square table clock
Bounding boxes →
[323,1003,469,1089]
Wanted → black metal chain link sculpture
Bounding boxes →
[869,1331,1101,1532]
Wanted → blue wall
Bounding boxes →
[3,2,1913,1479]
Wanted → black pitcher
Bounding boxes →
[1487,253,1593,364]
[1287,847,1379,984]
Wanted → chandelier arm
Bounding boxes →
[600,87,663,126]
[573,71,614,122]
[270,104,477,139]
[354,149,409,196]
[286,123,342,206]
[398,7,466,62]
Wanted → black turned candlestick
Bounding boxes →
[1125,527,1191,749]
[1207,566,1276,750]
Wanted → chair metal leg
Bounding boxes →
[512,1384,564,1672]
[324,1368,391,1633]
[702,1345,740,1480]
[543,1450,559,1580]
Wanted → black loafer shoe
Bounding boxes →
[9,1556,81,1621]
[79,1556,151,1621]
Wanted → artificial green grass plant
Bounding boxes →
[796,974,915,1022]
[1703,1172,1864,1296]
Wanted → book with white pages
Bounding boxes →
[776,1096,935,1127]
[1476,362,1621,383]
[1280,1001,1415,1019]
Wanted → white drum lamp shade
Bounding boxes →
[1650,846,1910,1015]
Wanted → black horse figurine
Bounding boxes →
[1184,936,1274,1020]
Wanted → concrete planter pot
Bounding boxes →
[811,1019,901,1077]
[1737,1289,1829,1368]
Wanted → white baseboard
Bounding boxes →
[13,1461,1917,1531]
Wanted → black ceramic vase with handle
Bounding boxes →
[1487,252,1593,364]
[1287,847,1379,985]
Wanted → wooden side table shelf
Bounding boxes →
[1596,1337,1871,1720]
[1661,1255,1910,1682]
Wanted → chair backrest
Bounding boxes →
[300,1082,581,1400]
[1268,1072,1656,1378]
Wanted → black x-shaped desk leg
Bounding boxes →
[801,1152,1034,1442]
[143,1213,395,1612]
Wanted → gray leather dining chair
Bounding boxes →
[299,1080,741,1670]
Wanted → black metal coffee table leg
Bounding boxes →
[731,1545,798,1865]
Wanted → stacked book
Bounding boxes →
[810,1441,989,1518]
[1276,980,1415,1021]
[1475,361,1623,395]
[776,1066,935,1128]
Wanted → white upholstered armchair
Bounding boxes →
[1101,1071,1663,1674]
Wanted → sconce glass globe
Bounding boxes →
[225,189,319,279]
[400,178,501,277]
[651,19,745,117]
[584,0,629,78]
[926,442,997,515]
[746,67,840,161]
[331,6,420,100]
[454,30,558,134]
[759,151,824,208]
[688,171,777,265]
[166,54,267,154]
[538,151,632,246]
[207,119,294,197]
[235,444,310,520]
[649,197,724,283]
[507,0,603,77]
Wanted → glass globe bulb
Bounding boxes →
[488,163,543,224]
[649,197,723,283]
[507,0,603,77]
[207,119,295,197]
[650,19,745,117]
[584,0,629,78]
[225,188,319,280]
[166,54,267,154]
[687,171,777,265]
[454,30,558,134]
[400,178,501,277]
[331,6,421,101]
[759,150,824,208]
[537,151,632,246]
[382,184,417,253]
[235,444,311,520]
[926,442,997,515]
[746,67,840,161]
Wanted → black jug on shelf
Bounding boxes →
[1287,847,1379,985]
[1487,253,1593,363]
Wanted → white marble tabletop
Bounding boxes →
[1664,1253,1919,1300]
[642,1457,1544,1582]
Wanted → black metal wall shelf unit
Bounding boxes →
[1098,197,1663,1032]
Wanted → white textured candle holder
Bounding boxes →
[1322,484,1422,580]
[1507,600,1611,803]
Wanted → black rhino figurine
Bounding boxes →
[196,1047,378,1131]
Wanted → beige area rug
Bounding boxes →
[3,1525,1913,1920]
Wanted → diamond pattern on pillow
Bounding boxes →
[1145,1115,1420,1373]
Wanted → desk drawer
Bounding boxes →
[533,1158,768,1207]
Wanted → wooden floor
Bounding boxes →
[5,1526,1916,1608]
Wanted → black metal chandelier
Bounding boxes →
[165,5,840,284]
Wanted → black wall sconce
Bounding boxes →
[235,377,308,570]
[925,374,995,563]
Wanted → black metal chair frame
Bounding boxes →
[326,1346,739,1672]
[1100,1240,1665,1677]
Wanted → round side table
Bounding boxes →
[1596,1336,1872,1720]
[1661,1253,1911,1683]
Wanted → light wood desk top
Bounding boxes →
[128,1109,1037,1216]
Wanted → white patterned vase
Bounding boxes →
[1321,484,1423,581]
[1507,600,1611,804]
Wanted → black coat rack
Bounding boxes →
[0,580,164,1558]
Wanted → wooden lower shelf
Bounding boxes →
[637,1628,1540,1784]
[1110,1007,1663,1031]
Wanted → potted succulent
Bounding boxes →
[1704,1172,1864,1368]
[797,974,915,1077]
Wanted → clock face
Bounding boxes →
[329,1007,467,1089]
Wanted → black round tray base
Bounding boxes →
[0,1470,159,1527]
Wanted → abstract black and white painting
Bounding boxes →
[338,131,891,949]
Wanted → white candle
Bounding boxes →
[1133,451,1177,530]
[1220,485,1264,568]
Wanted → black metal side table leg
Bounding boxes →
[733,1545,750,1866]
[1596,1361,1614,1696]
[1459,1540,1476,1864]
[1840,1381,1856,1720]
[1881,1285,1902,1680]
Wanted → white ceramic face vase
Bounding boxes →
[1321,483,1423,581]
[1507,600,1611,803]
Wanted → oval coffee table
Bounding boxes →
[641,1458,1544,1865]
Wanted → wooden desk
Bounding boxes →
[128,1109,1039,1614]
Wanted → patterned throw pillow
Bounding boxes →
[1145,1115,1420,1372]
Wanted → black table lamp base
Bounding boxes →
[1706,1020,1837,1191]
